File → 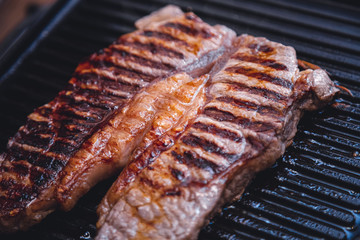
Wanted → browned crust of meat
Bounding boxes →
[0,7,236,232]
[56,73,209,211]
[95,35,338,240]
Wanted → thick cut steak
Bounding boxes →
[96,35,339,240]
[0,5,236,232]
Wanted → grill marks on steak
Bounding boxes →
[0,6,236,232]
[0,4,338,237]
[56,73,208,211]
[231,53,288,71]
[225,66,293,89]
[96,35,338,240]
[168,35,299,181]
[116,38,185,59]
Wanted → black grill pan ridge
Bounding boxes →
[0,0,359,239]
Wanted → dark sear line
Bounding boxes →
[89,58,155,82]
[14,132,52,151]
[48,140,78,156]
[115,38,185,59]
[204,107,276,132]
[72,89,123,103]
[69,88,125,105]
[74,72,142,92]
[34,155,66,172]
[55,108,100,123]
[25,120,54,135]
[225,66,293,89]
[15,128,75,145]
[59,92,119,111]
[181,134,239,162]
[0,180,34,201]
[33,106,54,119]
[57,125,91,141]
[55,133,83,146]
[57,96,112,115]
[216,96,283,118]
[248,43,274,53]
[5,145,67,173]
[170,167,185,181]
[171,150,222,175]
[163,188,181,197]
[225,81,289,105]
[232,53,288,71]
[58,117,95,130]
[8,139,68,166]
[28,167,53,187]
[140,30,190,47]
[2,147,66,181]
[108,49,175,71]
[98,89,131,99]
[57,127,87,139]
[56,99,122,124]
[1,155,56,188]
[192,122,243,143]
[7,145,39,163]
[55,137,77,145]
[2,161,30,177]
[163,22,214,39]
[57,100,116,121]
[54,127,89,145]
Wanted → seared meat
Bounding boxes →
[57,73,208,211]
[0,6,236,232]
[96,35,339,240]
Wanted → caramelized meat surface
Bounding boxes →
[96,35,338,240]
[57,73,208,211]
[0,6,235,232]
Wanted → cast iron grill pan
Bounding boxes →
[0,0,359,239]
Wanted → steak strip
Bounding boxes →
[96,35,339,240]
[57,73,208,211]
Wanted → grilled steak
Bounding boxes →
[0,6,236,232]
[57,72,208,211]
[96,35,339,240]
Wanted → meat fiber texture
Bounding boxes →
[0,5,236,232]
[57,73,209,211]
[96,34,338,240]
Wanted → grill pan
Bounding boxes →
[0,0,360,239]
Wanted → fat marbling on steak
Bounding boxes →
[0,5,236,232]
[96,34,339,240]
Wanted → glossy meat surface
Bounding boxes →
[0,6,235,232]
[57,73,208,211]
[96,35,338,240]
